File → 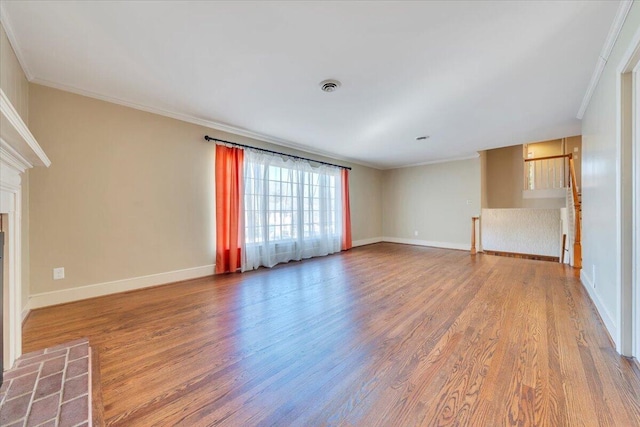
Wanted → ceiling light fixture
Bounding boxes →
[319,79,341,93]
[416,136,430,141]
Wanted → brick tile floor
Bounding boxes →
[0,339,91,427]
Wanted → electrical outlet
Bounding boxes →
[53,267,65,280]
[592,265,596,288]
[414,230,418,237]
[466,200,472,205]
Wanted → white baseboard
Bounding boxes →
[22,305,30,323]
[580,270,618,347]
[28,264,215,310]
[24,239,464,311]
[381,237,469,251]
[352,237,384,247]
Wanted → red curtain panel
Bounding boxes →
[215,145,244,273]
[341,168,352,250]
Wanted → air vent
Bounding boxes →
[320,79,341,92]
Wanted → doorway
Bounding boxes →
[619,29,640,358]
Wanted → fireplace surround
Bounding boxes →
[0,89,50,373]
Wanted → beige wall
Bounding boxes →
[349,165,383,242]
[524,139,563,158]
[382,158,481,246]
[28,84,383,295]
[479,151,488,209]
[486,145,523,208]
[1,23,31,311]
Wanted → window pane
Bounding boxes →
[269,166,280,180]
[245,160,341,247]
[269,180,279,195]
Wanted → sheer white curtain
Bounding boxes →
[242,149,343,271]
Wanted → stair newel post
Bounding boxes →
[471,216,479,255]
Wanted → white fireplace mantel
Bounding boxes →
[0,88,50,370]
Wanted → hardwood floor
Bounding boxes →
[23,243,640,426]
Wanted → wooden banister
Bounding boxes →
[568,154,582,269]
[524,154,571,162]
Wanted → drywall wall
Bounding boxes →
[27,84,383,298]
[479,151,488,209]
[1,23,31,312]
[381,157,481,249]
[481,208,561,257]
[349,164,383,243]
[524,139,562,158]
[581,2,640,346]
[486,145,523,208]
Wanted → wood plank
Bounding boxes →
[22,243,640,426]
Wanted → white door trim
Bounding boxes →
[617,26,640,357]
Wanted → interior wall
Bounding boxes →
[486,145,523,208]
[381,157,481,248]
[480,151,488,209]
[1,23,30,313]
[524,139,563,158]
[349,165,383,243]
[581,2,640,346]
[481,208,561,257]
[28,84,383,296]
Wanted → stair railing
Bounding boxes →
[568,154,581,268]
[523,153,581,268]
[523,154,570,190]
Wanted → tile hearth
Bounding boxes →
[0,338,92,427]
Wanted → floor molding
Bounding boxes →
[580,270,618,349]
[352,237,383,247]
[381,236,468,251]
[25,237,465,310]
[27,264,215,310]
[21,306,31,325]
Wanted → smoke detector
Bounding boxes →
[319,79,341,92]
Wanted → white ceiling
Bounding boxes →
[0,1,622,169]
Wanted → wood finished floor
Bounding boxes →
[23,243,640,426]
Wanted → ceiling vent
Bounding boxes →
[320,79,341,93]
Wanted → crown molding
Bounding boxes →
[30,78,383,170]
[0,89,50,168]
[577,0,634,119]
[0,3,34,81]
[388,152,480,170]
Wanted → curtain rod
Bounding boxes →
[204,135,351,170]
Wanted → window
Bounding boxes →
[243,150,342,270]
